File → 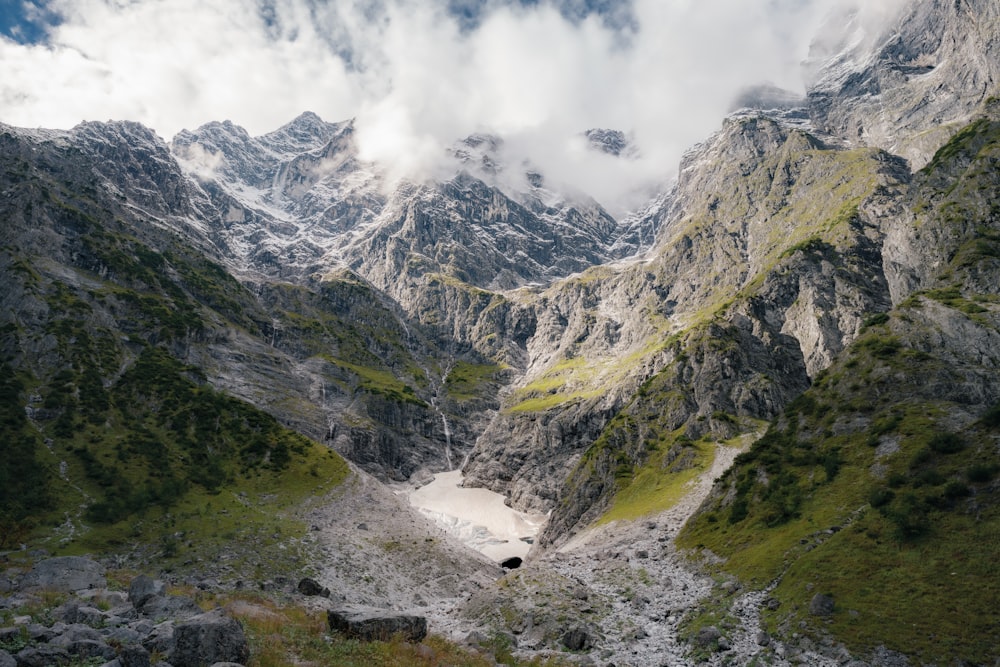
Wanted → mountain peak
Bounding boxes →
[584,128,636,158]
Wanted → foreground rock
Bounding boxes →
[172,610,250,667]
[0,558,248,667]
[19,557,106,593]
[327,607,427,642]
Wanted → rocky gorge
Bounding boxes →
[2,0,1000,665]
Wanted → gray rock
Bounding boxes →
[0,628,22,644]
[141,621,175,656]
[756,630,771,646]
[49,623,103,646]
[104,627,143,645]
[561,627,592,651]
[327,607,427,643]
[14,645,71,666]
[695,625,722,648]
[296,578,329,597]
[119,645,151,667]
[0,649,14,667]
[61,639,117,661]
[20,557,106,592]
[809,593,835,616]
[171,610,249,667]
[137,595,202,620]
[128,575,166,609]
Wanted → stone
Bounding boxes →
[61,639,118,661]
[20,557,106,592]
[119,645,151,667]
[327,607,427,643]
[0,628,22,644]
[171,610,249,667]
[0,650,14,667]
[560,627,592,651]
[137,595,202,620]
[49,623,103,647]
[756,630,771,646]
[141,621,175,656]
[128,575,166,609]
[809,593,835,616]
[14,645,72,667]
[296,578,329,597]
[695,625,722,647]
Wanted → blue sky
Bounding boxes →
[0,0,58,43]
[0,0,904,211]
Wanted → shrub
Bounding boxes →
[869,487,895,508]
[928,433,965,454]
[967,463,998,483]
[944,481,971,500]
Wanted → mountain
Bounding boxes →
[1,0,999,664]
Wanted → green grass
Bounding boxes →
[445,360,504,402]
[599,437,715,524]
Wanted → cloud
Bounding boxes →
[0,0,907,214]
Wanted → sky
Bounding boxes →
[0,0,906,213]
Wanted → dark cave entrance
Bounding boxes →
[500,556,523,570]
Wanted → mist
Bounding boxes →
[0,0,910,215]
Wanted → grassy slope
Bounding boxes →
[677,114,1000,664]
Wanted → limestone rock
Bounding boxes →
[171,610,250,667]
[128,575,166,609]
[20,558,106,593]
[809,593,836,616]
[327,607,427,643]
[14,645,71,667]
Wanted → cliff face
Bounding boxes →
[807,0,1000,168]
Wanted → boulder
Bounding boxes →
[560,627,592,651]
[327,607,427,642]
[171,610,249,667]
[809,593,835,616]
[128,575,166,609]
[296,578,329,597]
[695,625,722,648]
[59,639,117,661]
[0,649,14,667]
[137,595,201,620]
[20,557,105,592]
[141,621,175,656]
[14,645,71,666]
[119,645,151,667]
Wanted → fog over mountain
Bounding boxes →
[2,0,906,213]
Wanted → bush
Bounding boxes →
[944,481,971,500]
[869,487,895,508]
[967,464,998,483]
[928,433,965,454]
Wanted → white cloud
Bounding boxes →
[0,0,907,213]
